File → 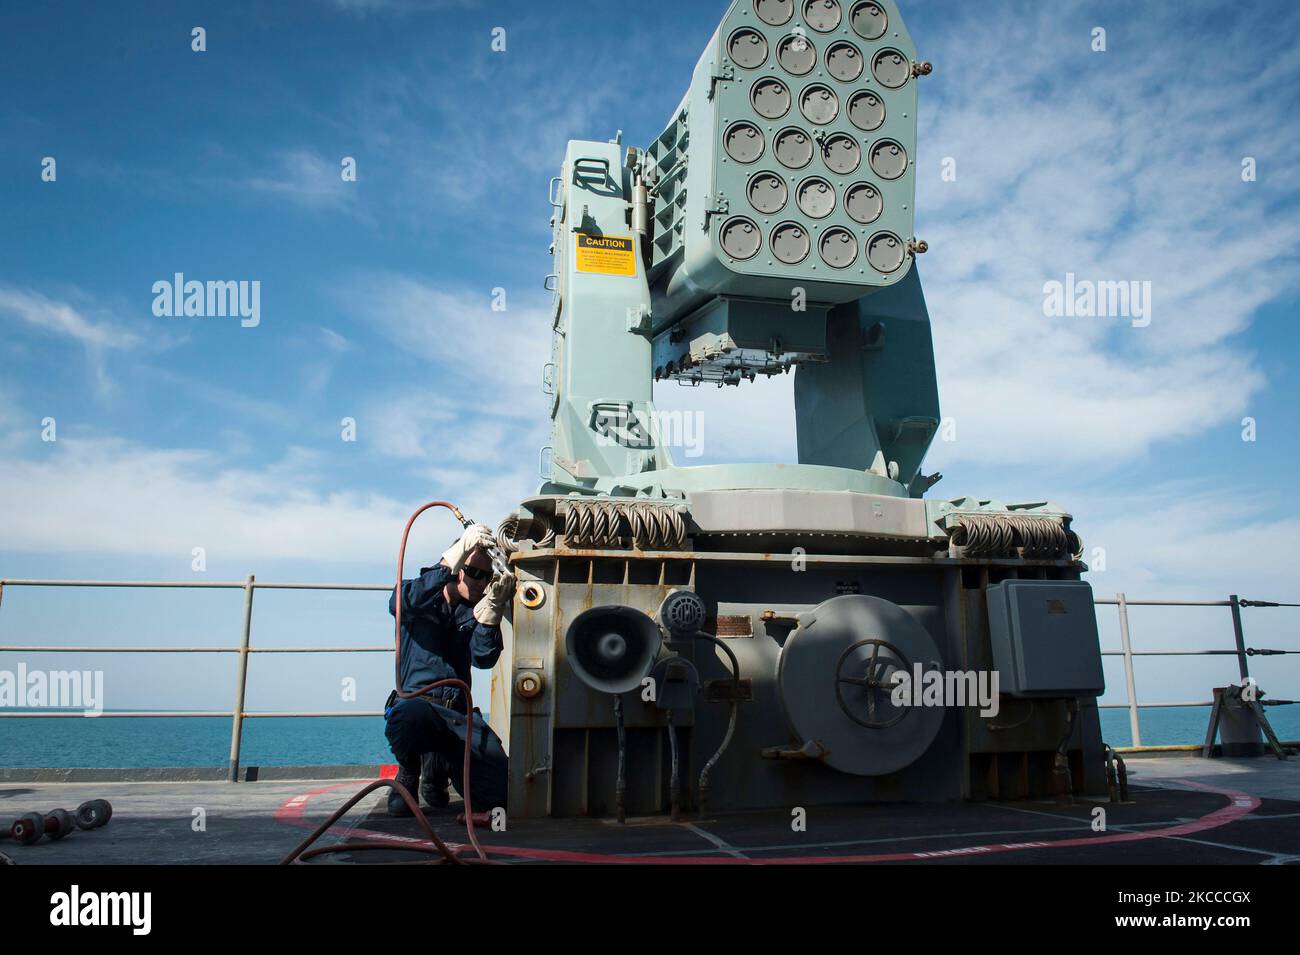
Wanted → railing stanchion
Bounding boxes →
[1117,592,1142,747]
[1229,594,1249,682]
[227,574,255,783]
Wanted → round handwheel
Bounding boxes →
[46,808,76,841]
[778,594,945,776]
[12,812,45,846]
[75,799,112,830]
[834,638,911,729]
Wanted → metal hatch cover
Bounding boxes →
[777,595,944,776]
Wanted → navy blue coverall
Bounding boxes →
[383,562,508,810]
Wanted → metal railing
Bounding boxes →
[0,577,394,781]
[0,578,1295,779]
[1093,593,1297,747]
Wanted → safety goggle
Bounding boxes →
[461,564,492,582]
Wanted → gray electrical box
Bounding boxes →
[986,580,1105,698]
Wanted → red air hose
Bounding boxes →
[280,500,494,864]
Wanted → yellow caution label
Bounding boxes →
[575,233,636,276]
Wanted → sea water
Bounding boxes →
[2,707,1297,768]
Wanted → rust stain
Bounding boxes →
[713,615,754,637]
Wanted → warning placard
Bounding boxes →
[575,233,636,276]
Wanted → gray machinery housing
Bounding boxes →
[487,0,1108,818]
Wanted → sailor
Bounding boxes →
[383,523,515,817]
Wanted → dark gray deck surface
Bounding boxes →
[4,755,1299,865]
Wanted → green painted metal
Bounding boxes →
[541,0,937,501]
[544,462,903,498]
[925,497,1078,529]
[546,140,674,490]
[794,263,939,493]
[646,0,921,324]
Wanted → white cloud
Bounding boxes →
[319,327,352,353]
[1072,484,1300,602]
[0,439,397,562]
[911,0,1300,471]
[138,365,292,427]
[0,286,139,351]
[295,329,354,401]
[0,286,143,399]
[0,382,29,454]
[239,149,355,209]
[0,274,553,566]
[339,20,666,230]
[0,437,528,565]
[338,273,553,421]
[340,275,553,507]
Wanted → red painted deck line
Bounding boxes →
[274,777,1261,864]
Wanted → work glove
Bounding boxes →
[473,569,517,627]
[442,523,495,575]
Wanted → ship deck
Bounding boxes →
[5,753,1300,865]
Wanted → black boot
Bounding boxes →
[420,752,451,809]
[387,765,420,817]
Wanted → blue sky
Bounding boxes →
[1,0,1298,718]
